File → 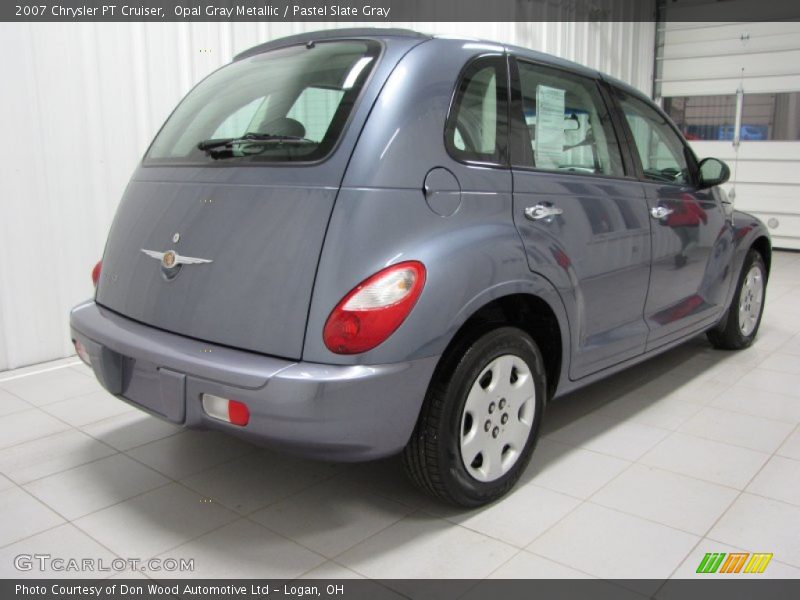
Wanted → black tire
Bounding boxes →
[402,326,546,507]
[707,249,767,350]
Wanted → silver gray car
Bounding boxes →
[70,28,770,506]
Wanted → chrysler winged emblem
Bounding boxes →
[141,249,213,269]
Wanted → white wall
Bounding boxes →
[0,21,654,371]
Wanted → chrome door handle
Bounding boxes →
[524,204,563,221]
[650,206,674,220]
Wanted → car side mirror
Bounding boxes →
[698,157,731,189]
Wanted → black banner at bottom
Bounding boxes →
[4,579,800,600]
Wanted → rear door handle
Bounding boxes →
[650,206,674,220]
[524,204,563,221]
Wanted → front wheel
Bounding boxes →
[403,327,546,507]
[707,249,767,350]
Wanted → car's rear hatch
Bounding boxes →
[95,33,427,360]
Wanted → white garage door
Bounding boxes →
[656,16,800,249]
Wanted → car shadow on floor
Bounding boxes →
[66,331,768,577]
[338,326,782,503]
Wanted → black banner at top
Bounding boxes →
[3,0,800,23]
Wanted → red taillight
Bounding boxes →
[323,261,426,354]
[91,260,102,287]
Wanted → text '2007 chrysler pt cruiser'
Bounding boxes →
[71,29,770,506]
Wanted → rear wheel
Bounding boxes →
[707,249,766,350]
[403,327,545,507]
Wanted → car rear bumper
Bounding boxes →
[69,301,438,461]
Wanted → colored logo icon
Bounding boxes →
[697,552,773,574]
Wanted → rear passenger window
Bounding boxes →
[615,89,692,185]
[446,56,508,164]
[513,60,624,177]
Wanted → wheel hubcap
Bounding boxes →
[738,265,764,337]
[459,354,536,482]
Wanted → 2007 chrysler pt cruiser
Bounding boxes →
[71,28,770,506]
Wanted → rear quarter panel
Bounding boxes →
[303,39,571,380]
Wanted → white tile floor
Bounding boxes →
[1,250,799,584]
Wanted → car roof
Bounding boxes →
[502,41,599,79]
[234,28,649,100]
[599,71,653,103]
[234,28,431,61]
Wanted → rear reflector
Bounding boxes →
[202,394,250,426]
[73,339,91,366]
[91,260,102,287]
[228,400,250,426]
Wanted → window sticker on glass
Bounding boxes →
[535,85,566,170]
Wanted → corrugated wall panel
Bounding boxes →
[0,22,653,371]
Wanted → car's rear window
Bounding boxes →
[145,40,380,165]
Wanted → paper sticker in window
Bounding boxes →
[535,85,566,170]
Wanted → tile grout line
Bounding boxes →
[0,359,82,383]
[479,547,526,579]
[81,424,185,454]
[524,548,604,579]
[471,481,594,552]
[559,425,778,492]
[67,481,296,572]
[661,403,800,581]
[186,461,350,519]
[519,399,790,580]
[0,410,98,454]
[32,475,175,529]
[0,373,130,411]
[3,277,800,579]
[688,396,800,427]
[0,484,123,564]
[234,475,418,563]
[323,509,433,580]
[15,447,125,487]
[0,398,142,457]
[19,437,261,553]
[672,422,796,456]
[74,514,253,574]
[119,431,261,479]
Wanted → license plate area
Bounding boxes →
[121,357,186,423]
